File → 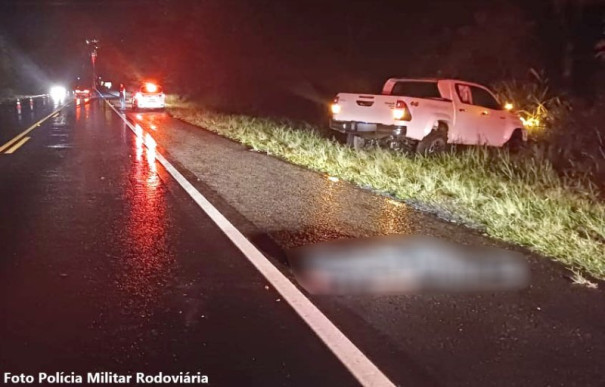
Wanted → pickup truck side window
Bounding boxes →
[390,81,441,99]
[470,86,502,110]
[455,84,472,104]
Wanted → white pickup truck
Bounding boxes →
[330,78,526,153]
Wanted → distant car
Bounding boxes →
[131,82,165,111]
[73,86,92,99]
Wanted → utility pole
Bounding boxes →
[86,39,99,91]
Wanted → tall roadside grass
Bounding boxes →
[493,69,605,186]
[167,96,605,281]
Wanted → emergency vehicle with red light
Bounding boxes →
[131,82,165,111]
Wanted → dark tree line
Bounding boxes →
[0,0,602,114]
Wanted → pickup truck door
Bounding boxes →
[451,83,483,144]
[470,86,507,146]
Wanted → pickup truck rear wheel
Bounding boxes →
[416,126,448,155]
[346,134,368,151]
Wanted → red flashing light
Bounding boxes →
[145,83,158,93]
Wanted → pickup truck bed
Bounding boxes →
[330,92,453,140]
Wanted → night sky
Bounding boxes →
[0,0,603,118]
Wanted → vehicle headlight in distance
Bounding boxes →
[50,86,67,101]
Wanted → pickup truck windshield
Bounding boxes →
[389,81,441,99]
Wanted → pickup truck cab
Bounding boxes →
[330,78,526,153]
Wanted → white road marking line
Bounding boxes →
[102,98,396,387]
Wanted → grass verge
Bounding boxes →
[167,97,605,281]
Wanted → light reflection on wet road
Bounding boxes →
[377,199,412,235]
[118,126,172,317]
[0,98,359,386]
[0,96,54,145]
[0,97,604,387]
[131,108,419,250]
[126,103,605,387]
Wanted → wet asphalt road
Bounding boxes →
[128,102,605,386]
[0,98,357,386]
[0,97,55,146]
[1,96,605,387]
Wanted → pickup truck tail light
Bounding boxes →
[393,100,411,121]
[331,96,341,115]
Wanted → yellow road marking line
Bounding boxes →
[4,137,30,154]
[0,103,69,153]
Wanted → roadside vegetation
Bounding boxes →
[493,70,605,186]
[167,94,605,282]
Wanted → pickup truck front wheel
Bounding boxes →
[505,129,525,153]
[346,134,368,151]
[416,126,448,155]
